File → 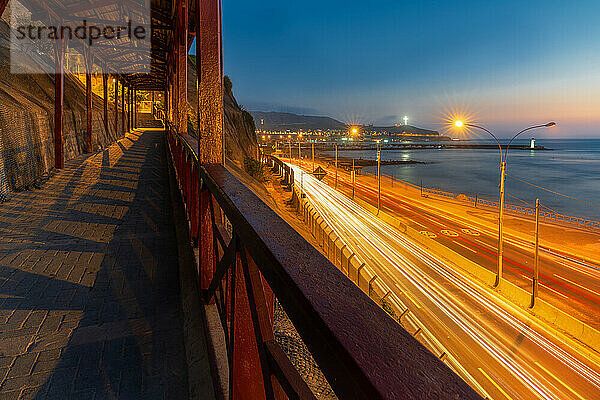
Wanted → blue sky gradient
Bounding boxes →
[220,1,600,137]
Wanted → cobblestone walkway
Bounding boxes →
[0,130,189,399]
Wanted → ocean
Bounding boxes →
[335,139,600,222]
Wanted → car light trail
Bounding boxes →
[289,162,600,400]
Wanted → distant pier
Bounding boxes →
[314,143,551,152]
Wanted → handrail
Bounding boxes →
[166,126,481,399]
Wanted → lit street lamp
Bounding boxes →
[454,120,555,287]
[312,142,315,172]
[376,140,382,214]
[352,159,356,200]
[335,144,338,189]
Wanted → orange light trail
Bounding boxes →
[289,161,600,399]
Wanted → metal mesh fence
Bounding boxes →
[0,68,123,202]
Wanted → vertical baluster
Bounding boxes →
[231,241,269,399]
[186,156,192,218]
[191,165,199,244]
[200,189,216,290]
[184,153,189,205]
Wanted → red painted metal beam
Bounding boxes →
[0,0,9,20]
[121,83,125,134]
[114,77,119,136]
[128,87,132,132]
[133,89,138,129]
[197,0,223,164]
[177,0,188,135]
[54,35,65,169]
[195,0,273,398]
[83,48,93,153]
[85,72,92,152]
[103,72,108,136]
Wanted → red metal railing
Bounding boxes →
[166,126,481,400]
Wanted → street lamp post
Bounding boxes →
[455,120,555,287]
[531,198,540,308]
[352,159,356,200]
[377,140,381,214]
[335,144,338,189]
[312,142,315,172]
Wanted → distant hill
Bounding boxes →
[367,125,440,136]
[250,111,346,131]
[250,110,441,136]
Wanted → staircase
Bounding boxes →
[137,112,165,128]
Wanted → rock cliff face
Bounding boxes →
[187,57,257,166]
[223,76,258,164]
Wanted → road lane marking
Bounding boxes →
[451,239,478,254]
[441,229,460,237]
[569,265,600,279]
[516,273,532,283]
[478,367,514,400]
[534,361,586,400]
[554,273,600,298]
[542,283,569,300]
[461,228,481,236]
[420,231,438,239]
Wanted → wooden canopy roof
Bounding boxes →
[16,0,194,90]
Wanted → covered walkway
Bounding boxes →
[0,130,192,399]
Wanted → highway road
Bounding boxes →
[295,158,600,330]
[288,161,600,400]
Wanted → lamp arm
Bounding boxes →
[466,123,504,164]
[505,124,550,162]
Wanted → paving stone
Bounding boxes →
[22,312,46,330]
[0,131,189,398]
[6,353,38,378]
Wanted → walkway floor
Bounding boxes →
[0,130,189,399]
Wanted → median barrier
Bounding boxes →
[295,193,496,397]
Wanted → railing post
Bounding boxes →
[177,0,188,135]
[231,245,272,399]
[121,82,126,134]
[197,0,224,164]
[85,66,93,153]
[114,77,119,136]
[200,190,215,291]
[103,70,109,136]
[191,165,199,245]
[53,30,65,169]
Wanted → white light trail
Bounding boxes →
[289,162,600,400]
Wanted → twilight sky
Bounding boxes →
[222,1,600,137]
